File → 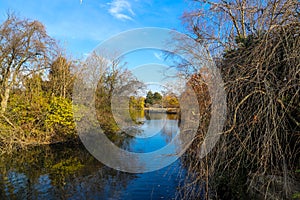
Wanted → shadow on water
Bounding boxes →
[0,112,187,200]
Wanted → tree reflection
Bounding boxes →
[0,144,137,199]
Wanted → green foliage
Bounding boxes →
[293,191,300,199]
[234,34,258,48]
[0,65,78,149]
[10,97,44,128]
[52,157,84,173]
[47,56,74,99]
[145,91,154,105]
[46,96,76,137]
[144,91,162,106]
[129,96,145,123]
[8,76,50,135]
[7,91,77,141]
[293,170,300,199]
[153,92,162,103]
[95,85,119,134]
[129,96,144,110]
[129,96,138,109]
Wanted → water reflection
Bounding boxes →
[0,144,137,199]
[0,113,186,199]
[125,112,180,153]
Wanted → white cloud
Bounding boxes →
[108,0,135,21]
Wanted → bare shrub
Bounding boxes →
[179,0,300,198]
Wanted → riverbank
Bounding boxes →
[144,107,180,114]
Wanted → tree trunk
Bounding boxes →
[1,87,10,114]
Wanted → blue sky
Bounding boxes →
[0,0,194,94]
[0,0,191,58]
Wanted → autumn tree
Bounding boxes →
[129,96,144,110]
[162,93,180,108]
[47,55,75,99]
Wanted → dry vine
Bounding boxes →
[178,0,300,198]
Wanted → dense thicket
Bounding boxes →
[179,0,300,199]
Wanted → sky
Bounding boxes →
[0,0,193,94]
[0,0,191,58]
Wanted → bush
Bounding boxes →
[46,96,77,139]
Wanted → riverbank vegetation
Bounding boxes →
[179,0,300,199]
[0,13,138,151]
[0,13,78,152]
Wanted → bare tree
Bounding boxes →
[0,13,56,114]
[183,0,299,51]
[74,52,145,135]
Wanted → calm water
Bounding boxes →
[0,112,187,200]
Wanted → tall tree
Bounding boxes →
[0,13,55,114]
[153,92,162,104]
[144,91,154,105]
[48,55,74,99]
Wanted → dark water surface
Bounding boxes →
[0,112,187,199]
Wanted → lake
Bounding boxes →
[0,112,188,200]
